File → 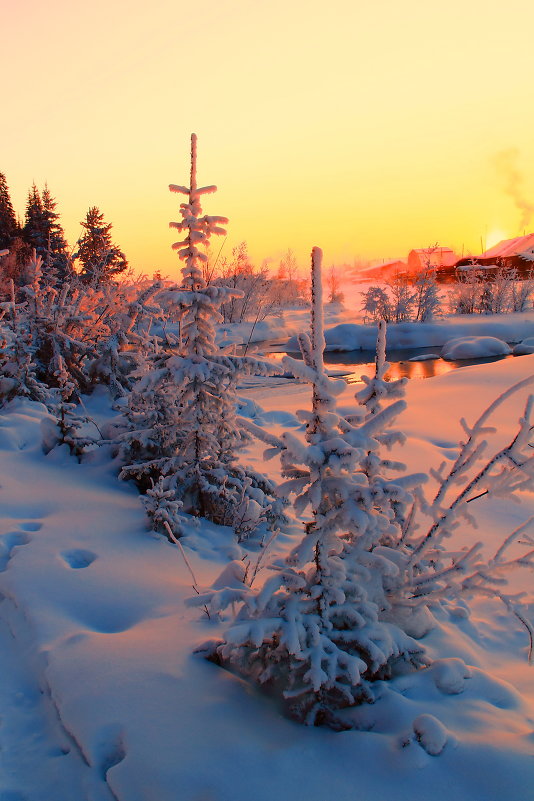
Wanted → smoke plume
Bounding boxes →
[492,148,534,233]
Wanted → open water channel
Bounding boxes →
[259,344,517,385]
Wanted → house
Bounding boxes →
[407,247,458,273]
[455,233,534,277]
[353,260,407,282]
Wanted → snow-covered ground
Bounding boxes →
[0,348,533,800]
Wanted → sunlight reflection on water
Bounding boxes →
[263,347,516,384]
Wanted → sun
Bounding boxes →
[485,228,508,250]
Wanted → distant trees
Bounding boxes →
[0,173,130,294]
[211,243,307,325]
[0,172,19,249]
[75,206,128,285]
[361,270,442,323]
[327,265,344,304]
[214,242,276,325]
[23,183,48,256]
[23,183,71,286]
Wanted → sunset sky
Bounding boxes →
[3,0,534,279]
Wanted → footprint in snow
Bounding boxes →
[0,532,31,572]
[18,522,42,532]
[60,549,97,569]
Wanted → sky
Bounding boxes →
[3,0,534,279]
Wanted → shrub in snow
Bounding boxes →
[386,273,416,323]
[413,269,442,322]
[450,264,483,315]
[119,135,283,540]
[360,286,392,323]
[45,357,99,459]
[0,244,165,413]
[361,272,441,324]
[192,248,534,729]
[511,270,534,312]
[86,280,163,398]
[214,242,276,325]
[451,263,533,315]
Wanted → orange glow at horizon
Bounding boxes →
[3,0,534,280]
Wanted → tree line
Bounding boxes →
[0,172,127,292]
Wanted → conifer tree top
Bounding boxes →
[169,134,228,290]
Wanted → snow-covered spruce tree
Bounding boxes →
[119,134,282,540]
[192,251,534,726]
[195,248,428,727]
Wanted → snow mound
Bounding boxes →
[412,714,449,755]
[513,337,534,355]
[430,658,472,694]
[441,336,511,360]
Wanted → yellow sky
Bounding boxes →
[3,0,534,279]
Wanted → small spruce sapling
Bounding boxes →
[120,134,282,540]
[192,249,534,726]
[194,248,427,727]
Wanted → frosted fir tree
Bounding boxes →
[120,134,282,540]
[195,248,428,726]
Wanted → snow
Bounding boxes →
[412,713,449,756]
[0,347,533,799]
[441,336,512,360]
[513,337,534,355]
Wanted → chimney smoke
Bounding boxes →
[492,148,534,233]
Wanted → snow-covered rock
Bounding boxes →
[441,336,511,360]
[513,337,534,355]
